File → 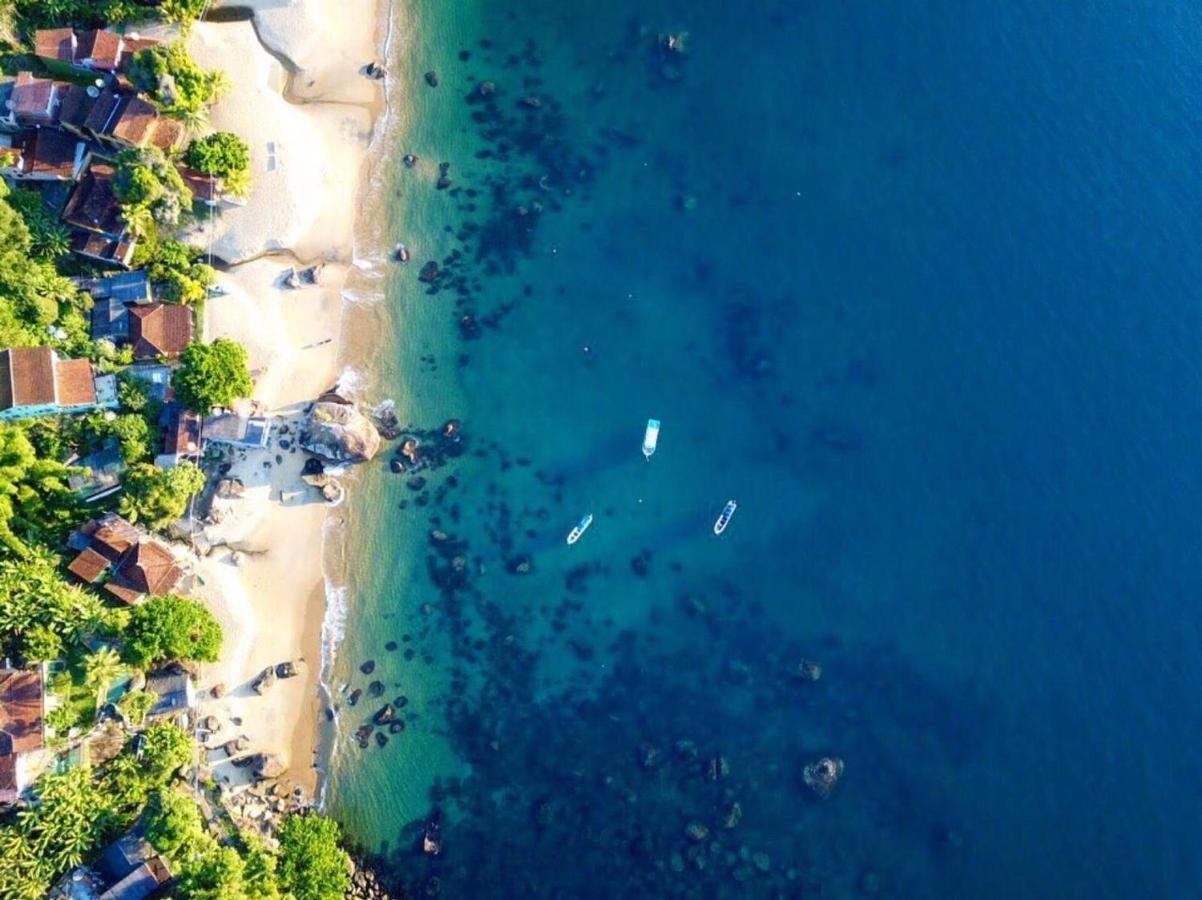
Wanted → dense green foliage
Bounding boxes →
[0,551,109,661]
[123,593,222,667]
[6,189,70,260]
[277,813,353,900]
[160,0,210,27]
[172,338,253,413]
[10,0,142,31]
[184,132,251,197]
[118,460,205,527]
[82,645,123,709]
[116,688,156,725]
[141,238,217,305]
[144,785,204,858]
[0,183,91,355]
[126,42,228,123]
[113,148,193,237]
[0,425,86,557]
[0,723,191,898]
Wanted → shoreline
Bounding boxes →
[182,0,392,806]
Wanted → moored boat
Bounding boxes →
[713,500,737,535]
[567,513,594,545]
[642,418,660,459]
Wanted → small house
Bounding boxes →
[67,513,183,605]
[3,72,68,128]
[144,665,196,723]
[0,668,44,804]
[128,304,193,359]
[89,272,154,344]
[0,127,89,181]
[48,825,172,900]
[201,412,272,449]
[0,347,114,421]
[156,402,202,469]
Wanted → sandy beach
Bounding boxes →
[181,0,385,802]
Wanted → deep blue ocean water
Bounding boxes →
[323,1,1202,895]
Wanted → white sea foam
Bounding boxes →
[332,364,366,398]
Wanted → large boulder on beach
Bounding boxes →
[300,401,381,463]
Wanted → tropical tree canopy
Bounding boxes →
[276,813,352,900]
[143,239,216,305]
[126,42,227,121]
[124,594,223,667]
[0,424,85,556]
[171,339,253,414]
[0,550,108,661]
[184,132,251,196]
[119,461,206,528]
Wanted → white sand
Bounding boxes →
[187,14,377,264]
[184,1,384,797]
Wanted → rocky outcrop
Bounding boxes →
[300,401,381,463]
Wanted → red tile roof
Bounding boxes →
[16,127,82,179]
[8,72,59,122]
[1,347,56,408]
[129,304,193,358]
[110,95,158,146]
[84,513,141,563]
[56,357,96,406]
[77,29,124,71]
[105,541,182,604]
[162,403,202,457]
[150,117,185,152]
[34,28,76,63]
[67,546,110,583]
[0,669,44,759]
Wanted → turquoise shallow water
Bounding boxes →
[323,1,1202,896]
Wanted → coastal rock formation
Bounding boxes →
[252,666,277,694]
[300,401,382,463]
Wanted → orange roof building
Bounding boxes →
[0,347,109,421]
[0,669,44,803]
[128,304,193,359]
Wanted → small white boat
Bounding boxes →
[713,500,737,535]
[642,419,660,459]
[566,513,594,545]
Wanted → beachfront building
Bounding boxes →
[62,162,137,267]
[201,409,272,449]
[66,513,184,605]
[47,825,172,900]
[0,347,115,421]
[0,126,89,181]
[89,271,154,345]
[143,665,197,724]
[0,668,45,805]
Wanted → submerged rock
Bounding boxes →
[300,401,382,463]
[424,70,439,87]
[802,756,844,799]
[684,822,709,842]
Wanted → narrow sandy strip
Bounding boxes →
[181,1,384,801]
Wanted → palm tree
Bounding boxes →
[83,647,123,712]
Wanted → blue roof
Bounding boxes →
[91,296,129,342]
[92,271,150,305]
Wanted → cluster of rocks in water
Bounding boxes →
[332,24,976,899]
